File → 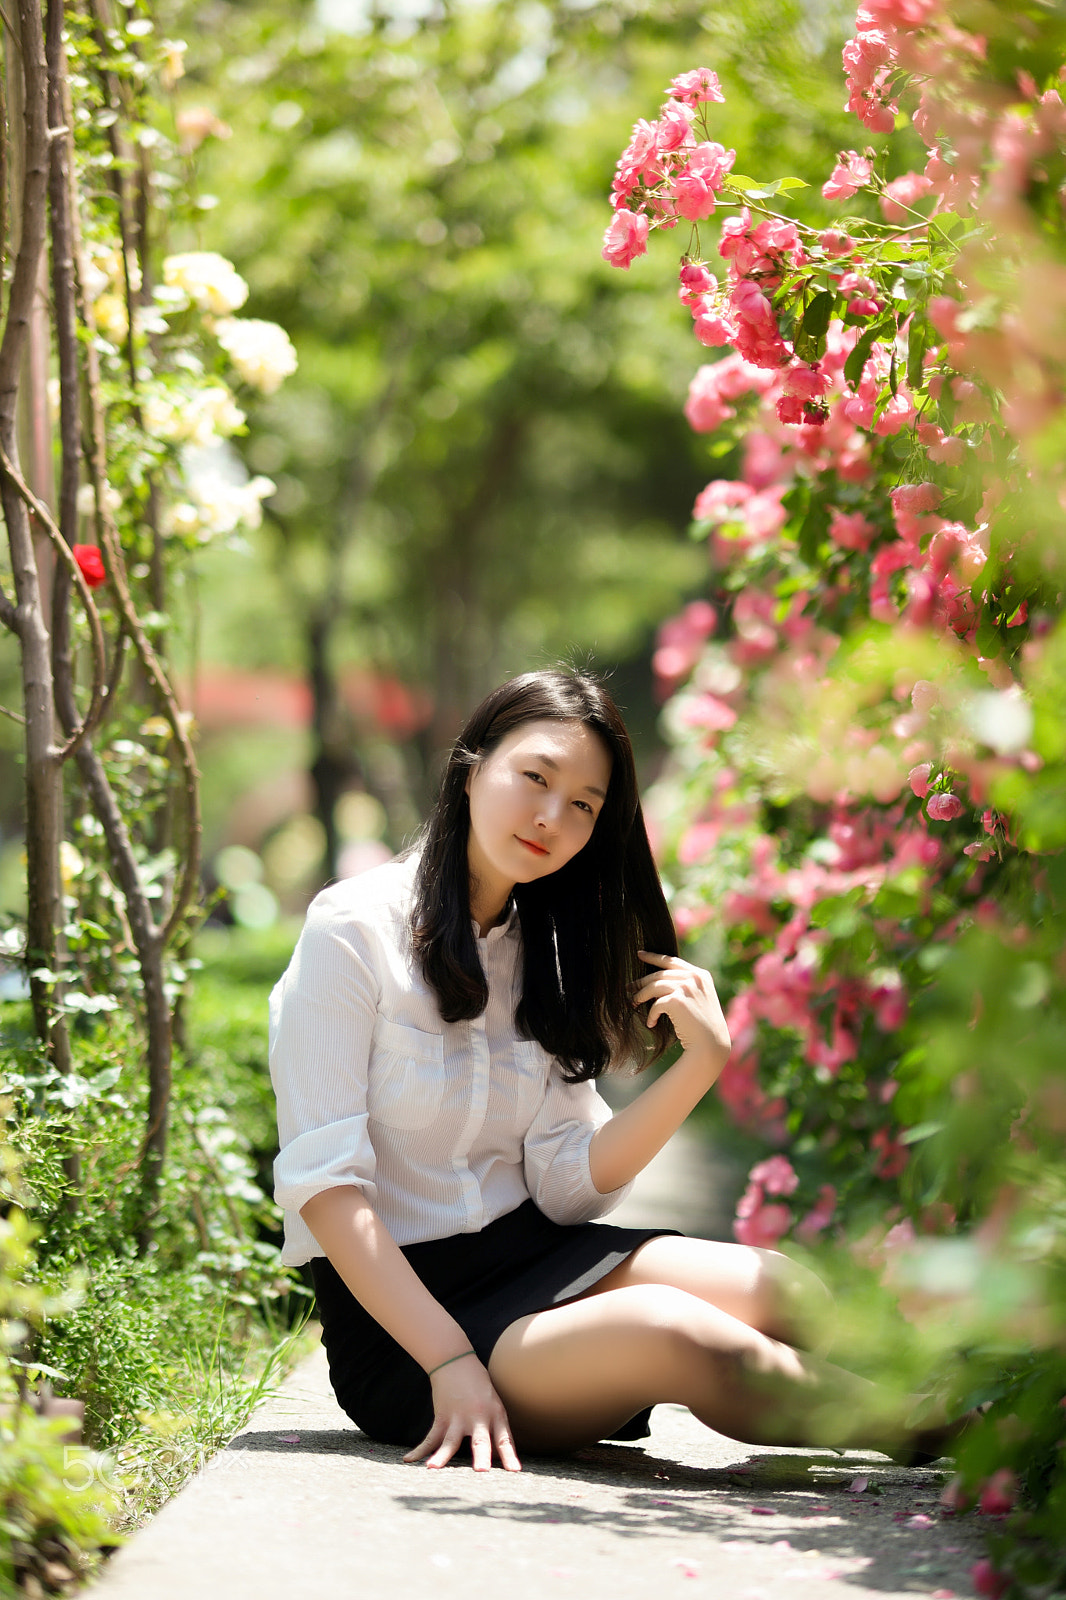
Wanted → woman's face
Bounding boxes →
[465,718,612,899]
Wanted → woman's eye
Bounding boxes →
[574,800,594,815]
[524,770,547,786]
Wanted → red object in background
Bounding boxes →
[72,544,106,588]
[188,667,433,738]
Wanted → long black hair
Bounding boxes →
[411,669,678,1081]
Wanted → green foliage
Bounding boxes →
[0,917,303,1575]
[0,1118,121,1591]
[620,1,1066,1588]
[180,0,756,832]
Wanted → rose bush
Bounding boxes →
[608,6,1066,1588]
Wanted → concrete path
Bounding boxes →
[92,1341,983,1600]
[91,1135,985,1600]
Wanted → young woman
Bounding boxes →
[270,669,950,1472]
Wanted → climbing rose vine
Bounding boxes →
[608,7,1066,1587]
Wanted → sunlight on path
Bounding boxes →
[90,1133,984,1600]
[91,1341,983,1600]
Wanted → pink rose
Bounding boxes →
[874,391,916,435]
[654,101,696,154]
[678,261,716,304]
[846,72,897,134]
[692,478,753,522]
[978,1470,1016,1517]
[735,1198,792,1248]
[927,792,964,821]
[671,141,735,220]
[612,119,659,195]
[678,693,737,733]
[927,295,963,340]
[971,1561,1009,1600]
[907,762,933,798]
[667,68,725,106]
[842,29,894,90]
[819,228,855,256]
[796,1184,837,1241]
[829,510,874,550]
[890,481,942,516]
[749,1154,799,1195]
[822,151,873,201]
[862,0,937,25]
[601,208,650,269]
[694,310,737,347]
[729,279,790,369]
[717,206,752,259]
[871,1128,909,1179]
[775,394,805,425]
[880,170,933,222]
[781,363,827,403]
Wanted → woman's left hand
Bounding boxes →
[634,951,731,1069]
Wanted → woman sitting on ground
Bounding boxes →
[270,668,952,1470]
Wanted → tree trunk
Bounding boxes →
[0,0,69,1073]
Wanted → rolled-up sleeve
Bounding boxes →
[522,1070,633,1224]
[269,893,381,1217]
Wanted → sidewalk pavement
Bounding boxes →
[90,1130,985,1599]
[91,1340,983,1600]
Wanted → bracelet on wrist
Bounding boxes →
[427,1348,476,1378]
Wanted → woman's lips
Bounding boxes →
[517,837,549,857]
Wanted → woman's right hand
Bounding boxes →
[404,1353,521,1471]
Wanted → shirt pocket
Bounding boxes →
[367,1017,446,1130]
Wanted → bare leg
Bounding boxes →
[582,1236,834,1350]
[488,1282,918,1456]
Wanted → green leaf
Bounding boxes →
[900,1121,946,1145]
[931,210,966,240]
[782,479,811,525]
[907,315,928,391]
[776,177,809,191]
[844,324,880,390]
[799,494,831,565]
[800,288,835,343]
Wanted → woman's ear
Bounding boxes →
[464,750,483,798]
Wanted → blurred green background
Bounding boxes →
[1,0,859,919]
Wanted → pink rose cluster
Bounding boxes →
[734,1154,800,1247]
[652,599,717,695]
[841,9,901,133]
[733,1155,839,1247]
[601,68,734,269]
[702,207,842,425]
[865,481,988,641]
[839,0,942,138]
[673,787,939,1161]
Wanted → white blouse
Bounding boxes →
[269,853,632,1265]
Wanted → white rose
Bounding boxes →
[212,317,298,394]
[162,251,249,315]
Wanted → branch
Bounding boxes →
[102,617,127,720]
[0,443,107,759]
[46,0,85,747]
[65,105,202,946]
[0,0,49,411]
[0,701,25,725]
[0,25,7,324]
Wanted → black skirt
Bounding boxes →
[311,1198,680,1448]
